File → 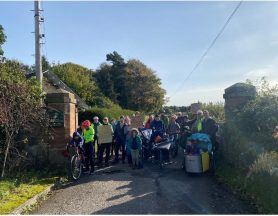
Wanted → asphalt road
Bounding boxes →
[33,154,256,214]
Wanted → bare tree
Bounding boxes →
[0,80,48,178]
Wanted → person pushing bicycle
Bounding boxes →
[81,120,95,174]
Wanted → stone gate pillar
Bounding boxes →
[222,83,256,162]
[223,83,256,120]
[45,92,78,164]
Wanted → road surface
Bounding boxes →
[33,154,256,214]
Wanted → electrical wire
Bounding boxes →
[169,1,243,100]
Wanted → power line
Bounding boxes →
[169,1,243,100]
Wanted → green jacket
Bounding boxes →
[82,125,95,144]
[127,135,142,152]
[93,122,102,138]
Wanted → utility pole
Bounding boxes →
[34,0,43,88]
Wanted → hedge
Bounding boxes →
[78,106,134,125]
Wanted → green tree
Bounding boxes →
[94,51,128,106]
[94,52,166,112]
[201,102,225,122]
[124,59,166,112]
[52,62,115,108]
[106,51,125,67]
[42,55,51,72]
[106,51,128,106]
[94,63,118,103]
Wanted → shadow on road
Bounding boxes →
[34,155,257,214]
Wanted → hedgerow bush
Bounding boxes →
[0,60,50,177]
[220,78,278,213]
[201,102,225,122]
[78,105,134,124]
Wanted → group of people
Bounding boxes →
[70,115,143,174]
[144,110,218,145]
[69,110,218,174]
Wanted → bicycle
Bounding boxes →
[168,132,180,158]
[66,143,85,181]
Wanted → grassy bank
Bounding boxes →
[216,162,278,214]
[0,169,66,214]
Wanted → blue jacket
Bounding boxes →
[70,132,84,148]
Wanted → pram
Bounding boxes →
[139,128,174,169]
[182,133,215,174]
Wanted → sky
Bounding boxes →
[1,1,278,106]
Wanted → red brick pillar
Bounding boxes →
[45,92,77,164]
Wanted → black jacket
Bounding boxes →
[114,122,126,142]
[202,117,218,137]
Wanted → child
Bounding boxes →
[127,128,142,169]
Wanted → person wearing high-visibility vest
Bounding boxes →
[192,110,204,133]
[82,120,95,174]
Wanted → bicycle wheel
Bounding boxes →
[159,149,165,169]
[70,154,82,180]
[170,143,178,158]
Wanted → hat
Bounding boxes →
[120,115,125,119]
[93,116,99,120]
[131,128,139,134]
[171,114,177,119]
[197,110,203,115]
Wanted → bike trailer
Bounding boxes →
[185,154,202,173]
[153,140,173,163]
[184,152,210,173]
[183,133,212,173]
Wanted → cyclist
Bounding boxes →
[70,131,84,150]
[82,120,95,174]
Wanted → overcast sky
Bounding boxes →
[1,1,278,106]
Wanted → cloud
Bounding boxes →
[167,85,227,106]
[244,68,272,78]
[244,57,278,81]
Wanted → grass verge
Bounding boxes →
[216,162,278,214]
[0,168,67,214]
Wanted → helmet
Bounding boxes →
[82,120,91,128]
